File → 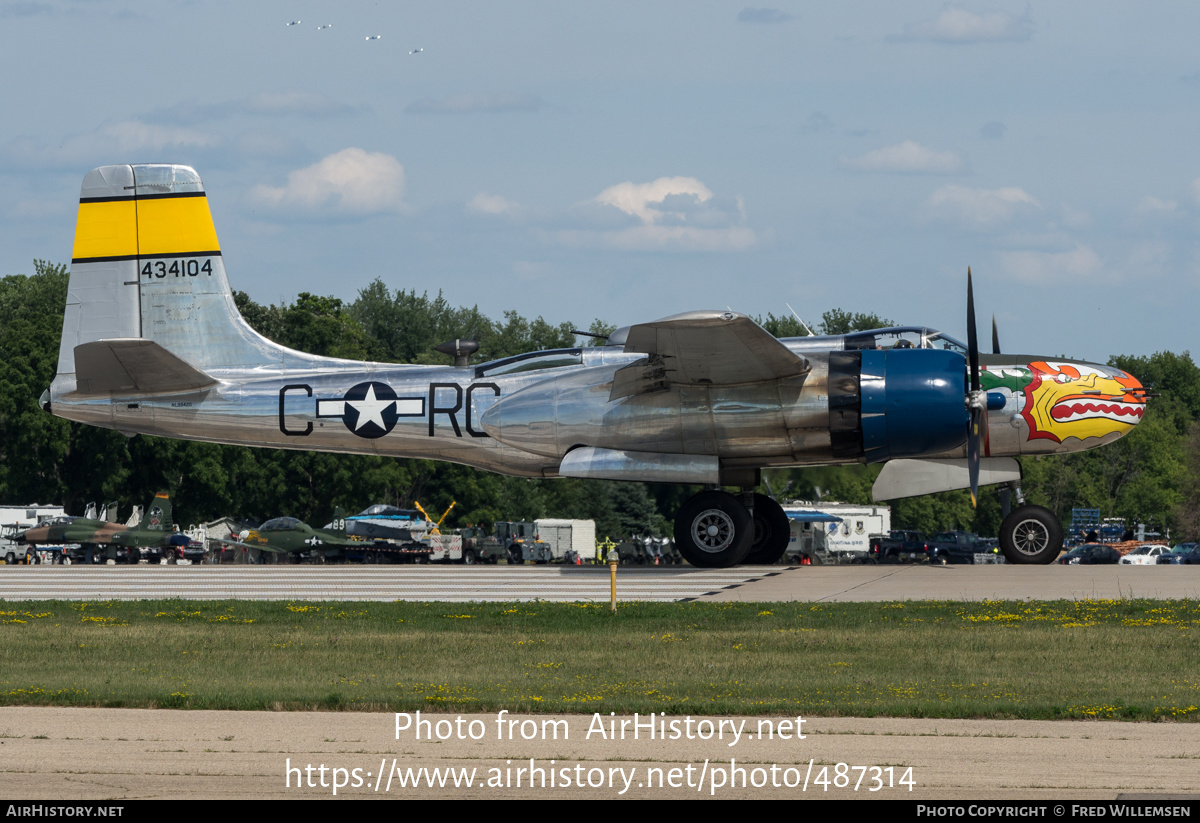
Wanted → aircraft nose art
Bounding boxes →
[1010,361,1146,444]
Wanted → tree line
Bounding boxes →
[1,260,1197,540]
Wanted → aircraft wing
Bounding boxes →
[215,536,288,554]
[613,311,810,400]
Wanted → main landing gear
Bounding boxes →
[996,482,1062,564]
[673,490,791,568]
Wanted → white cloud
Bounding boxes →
[898,7,1033,43]
[844,141,963,174]
[552,176,755,251]
[999,245,1104,284]
[927,185,1041,225]
[468,192,520,215]
[594,177,714,224]
[250,148,404,214]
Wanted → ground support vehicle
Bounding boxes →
[346,543,435,564]
[535,519,597,562]
[459,522,550,564]
[424,534,465,563]
[611,537,679,565]
[867,530,934,563]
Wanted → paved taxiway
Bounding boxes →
[4,708,1199,800]
[1,563,1198,602]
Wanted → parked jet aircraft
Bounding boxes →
[43,165,1148,567]
[18,491,184,562]
[217,509,352,561]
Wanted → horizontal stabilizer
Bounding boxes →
[614,311,809,399]
[73,338,217,395]
[872,457,1021,501]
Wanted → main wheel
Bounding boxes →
[999,505,1063,564]
[674,491,753,568]
[743,493,791,565]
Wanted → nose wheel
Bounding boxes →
[674,490,754,568]
[998,504,1063,564]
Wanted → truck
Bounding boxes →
[460,521,551,564]
[867,530,936,563]
[534,519,597,563]
[925,531,1001,564]
[782,501,891,561]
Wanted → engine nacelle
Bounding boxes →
[829,349,967,463]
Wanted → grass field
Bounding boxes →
[2,598,1199,720]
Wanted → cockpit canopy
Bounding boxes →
[842,326,967,353]
[261,517,303,531]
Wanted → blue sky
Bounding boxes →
[3,1,1199,362]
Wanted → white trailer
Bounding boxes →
[535,519,597,561]
[782,501,891,559]
[0,504,67,564]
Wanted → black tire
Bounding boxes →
[674,490,753,568]
[743,493,791,565]
[463,549,476,565]
[508,544,524,565]
[999,505,1063,564]
[4,552,14,565]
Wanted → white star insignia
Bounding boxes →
[347,385,393,432]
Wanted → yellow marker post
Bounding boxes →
[609,553,619,611]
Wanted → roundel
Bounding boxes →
[342,381,401,439]
[148,506,163,527]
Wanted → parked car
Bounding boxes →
[1058,543,1121,565]
[1157,546,1200,565]
[1119,544,1170,565]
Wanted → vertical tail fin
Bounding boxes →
[331,507,347,537]
[56,164,315,398]
[144,492,171,531]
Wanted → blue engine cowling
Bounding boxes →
[829,349,967,463]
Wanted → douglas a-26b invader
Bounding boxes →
[44,164,1148,567]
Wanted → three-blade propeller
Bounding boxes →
[965,268,989,508]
